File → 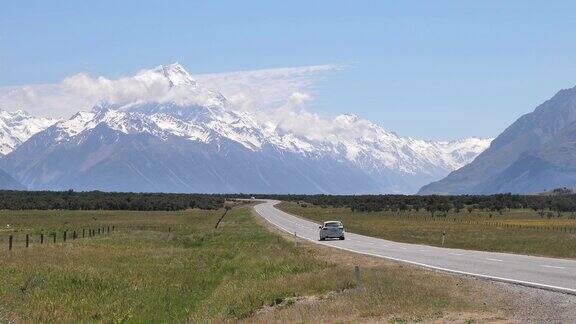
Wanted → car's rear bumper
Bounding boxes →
[319,231,345,239]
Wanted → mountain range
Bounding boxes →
[0,63,490,194]
[420,86,576,194]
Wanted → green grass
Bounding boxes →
[0,206,355,322]
[278,202,576,259]
[0,204,532,322]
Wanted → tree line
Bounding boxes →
[0,190,225,211]
[2,190,575,214]
[235,192,576,217]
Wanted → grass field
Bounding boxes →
[0,205,354,322]
[0,203,541,322]
[278,202,576,259]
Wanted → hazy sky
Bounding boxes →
[2,1,576,140]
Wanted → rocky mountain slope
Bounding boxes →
[419,86,576,194]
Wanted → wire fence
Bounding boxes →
[0,225,174,251]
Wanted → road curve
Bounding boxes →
[254,200,576,295]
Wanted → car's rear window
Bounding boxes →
[325,222,342,227]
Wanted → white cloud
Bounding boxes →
[264,93,380,143]
[0,64,340,118]
[196,65,338,110]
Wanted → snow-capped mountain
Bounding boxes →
[0,63,491,193]
[0,110,57,155]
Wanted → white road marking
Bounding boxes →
[449,252,463,256]
[540,265,566,270]
[486,258,503,262]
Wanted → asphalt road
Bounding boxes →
[254,200,576,294]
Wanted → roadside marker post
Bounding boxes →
[442,230,446,246]
[355,265,362,289]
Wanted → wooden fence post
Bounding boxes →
[40,233,44,244]
[63,231,67,242]
[25,234,29,247]
[52,233,56,243]
[8,235,12,250]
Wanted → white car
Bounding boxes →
[319,221,345,241]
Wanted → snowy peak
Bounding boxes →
[0,109,58,154]
[163,62,197,87]
[0,109,31,121]
[139,62,197,88]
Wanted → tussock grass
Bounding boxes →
[279,202,576,258]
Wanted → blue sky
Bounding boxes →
[2,1,576,140]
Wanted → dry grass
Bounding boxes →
[278,202,576,259]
